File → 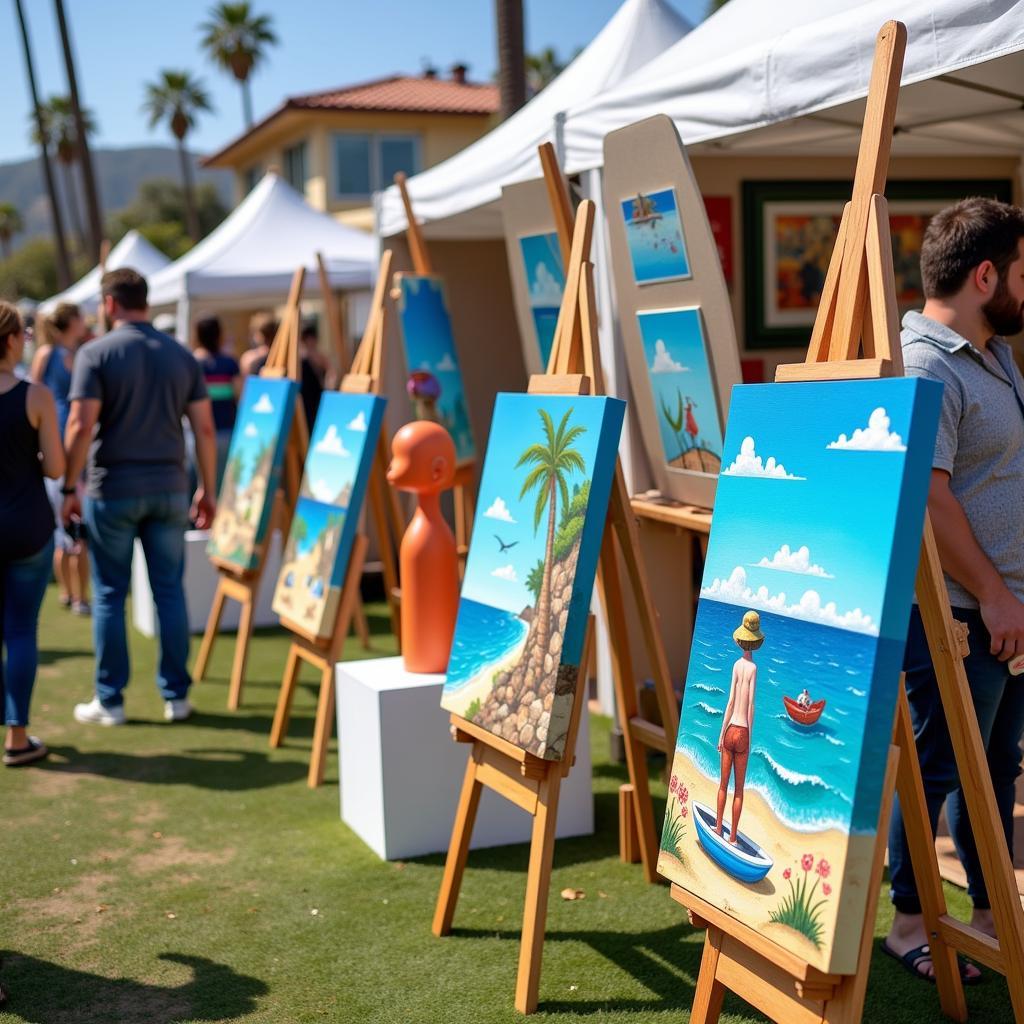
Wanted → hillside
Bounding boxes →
[0,146,233,241]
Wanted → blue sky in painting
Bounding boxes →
[225,377,296,489]
[303,393,382,508]
[520,232,564,310]
[620,186,691,284]
[636,307,723,462]
[460,393,620,614]
[702,378,942,636]
[290,498,345,558]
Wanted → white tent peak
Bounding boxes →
[147,170,375,310]
[39,229,171,316]
[377,0,691,239]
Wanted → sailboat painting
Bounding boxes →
[620,187,691,285]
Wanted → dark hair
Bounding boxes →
[251,312,278,346]
[100,267,148,311]
[920,197,1024,299]
[196,316,222,352]
[300,322,318,342]
[0,300,22,359]
[48,301,81,333]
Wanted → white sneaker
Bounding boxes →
[74,698,126,726]
[164,698,193,722]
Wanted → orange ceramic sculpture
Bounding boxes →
[387,421,460,674]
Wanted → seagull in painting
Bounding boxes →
[494,534,519,553]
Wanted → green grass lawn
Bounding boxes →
[1,587,1015,1023]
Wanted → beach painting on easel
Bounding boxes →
[636,306,723,474]
[272,392,385,641]
[441,393,625,760]
[658,377,940,975]
[207,376,299,571]
[395,273,476,464]
[620,187,691,285]
[518,231,565,369]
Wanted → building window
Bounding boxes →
[283,141,308,192]
[332,132,420,198]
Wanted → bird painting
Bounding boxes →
[494,534,519,553]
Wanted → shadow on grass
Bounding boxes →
[37,648,94,666]
[0,951,267,1024]
[39,745,309,791]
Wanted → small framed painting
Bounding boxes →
[619,187,691,285]
[518,231,565,370]
[207,376,299,571]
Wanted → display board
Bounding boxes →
[207,376,300,571]
[441,391,624,761]
[603,114,743,508]
[272,392,386,642]
[659,376,940,975]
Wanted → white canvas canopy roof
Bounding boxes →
[376,0,691,240]
[147,171,376,316]
[562,0,1024,166]
[39,229,170,316]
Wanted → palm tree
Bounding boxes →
[142,71,213,242]
[495,0,526,120]
[526,47,566,95]
[516,408,587,651]
[0,203,23,261]
[200,2,277,127]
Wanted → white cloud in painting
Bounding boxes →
[244,423,258,438]
[314,424,350,457]
[346,411,367,432]
[484,497,517,524]
[702,566,877,635]
[751,544,833,578]
[492,564,518,582]
[723,437,804,480]
[649,339,688,375]
[827,407,906,451]
[251,393,275,414]
[530,263,563,307]
[435,352,457,373]
[309,479,336,503]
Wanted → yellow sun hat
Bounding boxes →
[733,610,764,643]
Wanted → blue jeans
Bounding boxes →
[889,606,1024,912]
[84,493,192,707]
[2,537,55,726]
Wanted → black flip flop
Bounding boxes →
[882,940,982,986]
[3,737,48,767]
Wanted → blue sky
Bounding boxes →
[303,393,382,507]
[701,378,940,636]
[229,376,295,487]
[461,393,620,614]
[0,0,702,165]
[621,187,691,283]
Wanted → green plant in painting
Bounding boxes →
[465,698,482,721]
[659,388,688,460]
[660,774,690,859]
[769,855,832,948]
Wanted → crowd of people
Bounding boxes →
[0,268,327,766]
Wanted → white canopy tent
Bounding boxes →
[376,0,691,240]
[39,230,170,317]
[148,171,376,329]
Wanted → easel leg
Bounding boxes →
[193,579,226,681]
[308,663,336,788]
[270,644,301,748]
[227,587,255,710]
[352,599,371,650]
[433,749,484,937]
[516,770,562,1015]
[619,783,641,864]
[689,927,726,1024]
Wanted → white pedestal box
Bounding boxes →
[131,529,283,637]
[336,656,594,861]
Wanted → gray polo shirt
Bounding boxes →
[69,321,207,500]
[902,310,1024,610]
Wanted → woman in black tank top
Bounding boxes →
[0,301,65,767]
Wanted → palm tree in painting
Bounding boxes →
[200,2,278,127]
[142,71,213,241]
[660,388,689,460]
[516,408,586,652]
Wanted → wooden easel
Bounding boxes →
[317,250,404,645]
[268,251,396,788]
[537,139,681,883]
[679,22,1024,1023]
[393,171,476,570]
[194,268,309,710]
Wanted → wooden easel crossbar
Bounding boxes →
[678,21,1024,1024]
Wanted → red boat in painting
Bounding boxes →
[783,695,826,726]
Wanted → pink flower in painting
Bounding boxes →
[801,853,814,872]
[680,786,689,804]
[783,868,791,881]
[670,775,678,794]
[681,805,689,818]
[822,883,832,897]
[816,859,831,879]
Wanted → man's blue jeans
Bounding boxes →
[84,493,192,708]
[889,606,1024,912]
[2,536,55,726]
